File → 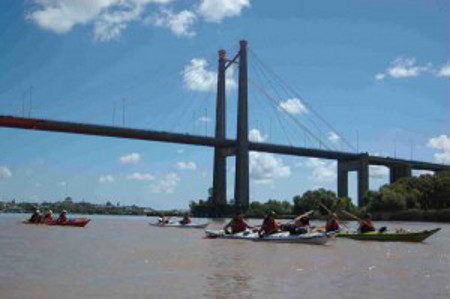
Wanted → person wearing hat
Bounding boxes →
[29,208,42,223]
[325,213,340,232]
[358,213,375,233]
[56,210,68,224]
[258,211,280,237]
[43,209,54,223]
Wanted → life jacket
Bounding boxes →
[43,214,53,223]
[359,220,375,233]
[231,219,248,233]
[325,219,340,232]
[57,214,68,224]
[30,213,41,223]
[262,218,279,234]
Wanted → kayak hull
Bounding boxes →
[149,222,209,229]
[337,228,440,242]
[24,218,91,227]
[205,229,329,245]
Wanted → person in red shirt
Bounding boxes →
[224,213,252,234]
[42,210,54,224]
[56,210,68,224]
[29,209,42,223]
[258,211,280,237]
[325,213,340,232]
[359,214,375,233]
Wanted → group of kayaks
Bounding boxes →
[23,214,441,244]
[150,220,441,245]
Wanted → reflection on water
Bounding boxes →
[0,214,449,299]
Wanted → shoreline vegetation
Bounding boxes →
[2,170,449,222]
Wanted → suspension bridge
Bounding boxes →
[0,40,448,214]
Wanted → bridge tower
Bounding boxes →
[234,40,250,210]
[337,154,369,206]
[212,49,227,215]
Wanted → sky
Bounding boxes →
[0,0,449,209]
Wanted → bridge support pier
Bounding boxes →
[389,164,412,184]
[337,154,369,206]
[212,49,227,216]
[234,40,250,210]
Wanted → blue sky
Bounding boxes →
[0,0,449,209]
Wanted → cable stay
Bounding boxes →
[249,48,357,153]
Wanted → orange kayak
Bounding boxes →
[24,218,91,227]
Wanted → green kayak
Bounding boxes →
[337,228,441,242]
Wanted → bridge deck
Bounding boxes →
[0,116,449,172]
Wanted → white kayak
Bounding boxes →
[149,222,209,229]
[205,229,329,245]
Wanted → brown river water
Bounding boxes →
[0,214,449,299]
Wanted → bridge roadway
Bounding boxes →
[1,115,449,172]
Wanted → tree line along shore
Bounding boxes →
[2,170,449,222]
[190,170,450,222]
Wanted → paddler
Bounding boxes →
[42,210,54,223]
[158,214,171,224]
[179,213,192,225]
[29,208,42,223]
[258,211,280,237]
[56,210,68,224]
[325,213,340,232]
[358,213,375,233]
[223,213,253,234]
[281,211,311,235]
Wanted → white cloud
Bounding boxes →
[0,166,12,179]
[99,174,115,183]
[27,0,251,40]
[198,116,212,123]
[436,63,450,77]
[375,57,431,80]
[415,170,434,176]
[249,152,290,184]
[278,98,308,115]
[197,0,250,23]
[27,0,172,41]
[150,9,197,37]
[127,172,155,181]
[182,58,236,92]
[58,181,67,186]
[305,158,336,182]
[119,153,141,164]
[249,129,267,143]
[375,73,385,80]
[328,131,340,143]
[369,166,389,179]
[150,173,180,193]
[427,135,450,164]
[176,161,197,170]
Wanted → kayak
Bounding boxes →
[205,229,329,245]
[23,218,91,227]
[337,228,440,242]
[149,222,209,229]
[48,218,91,227]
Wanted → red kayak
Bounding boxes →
[24,218,91,227]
